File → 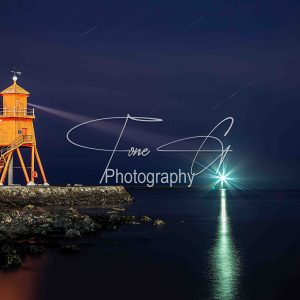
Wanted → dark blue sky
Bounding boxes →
[0,0,299,188]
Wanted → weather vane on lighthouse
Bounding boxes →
[0,72,49,186]
[11,69,22,82]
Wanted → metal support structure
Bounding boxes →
[0,145,49,185]
[0,152,13,185]
[34,147,48,184]
[16,148,30,184]
[30,146,35,184]
[8,155,13,185]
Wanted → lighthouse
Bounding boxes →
[0,73,48,186]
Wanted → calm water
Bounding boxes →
[1,189,300,300]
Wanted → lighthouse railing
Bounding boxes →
[0,108,35,117]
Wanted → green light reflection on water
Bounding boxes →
[211,189,240,300]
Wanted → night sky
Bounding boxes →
[0,0,299,188]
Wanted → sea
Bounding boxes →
[0,188,299,300]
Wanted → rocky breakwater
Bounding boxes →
[0,205,96,268]
[0,205,165,269]
[0,186,132,208]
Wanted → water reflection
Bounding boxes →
[0,255,47,300]
[211,189,240,300]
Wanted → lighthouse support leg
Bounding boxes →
[16,148,30,184]
[0,152,13,185]
[8,155,13,185]
[34,147,48,185]
[28,146,36,185]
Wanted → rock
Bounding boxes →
[65,229,81,239]
[91,214,137,229]
[3,254,22,269]
[153,219,165,226]
[0,206,95,239]
[0,244,22,269]
[27,245,45,255]
[60,245,81,254]
[1,243,17,255]
[112,206,126,212]
[141,216,152,222]
[121,215,136,224]
[107,210,118,214]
